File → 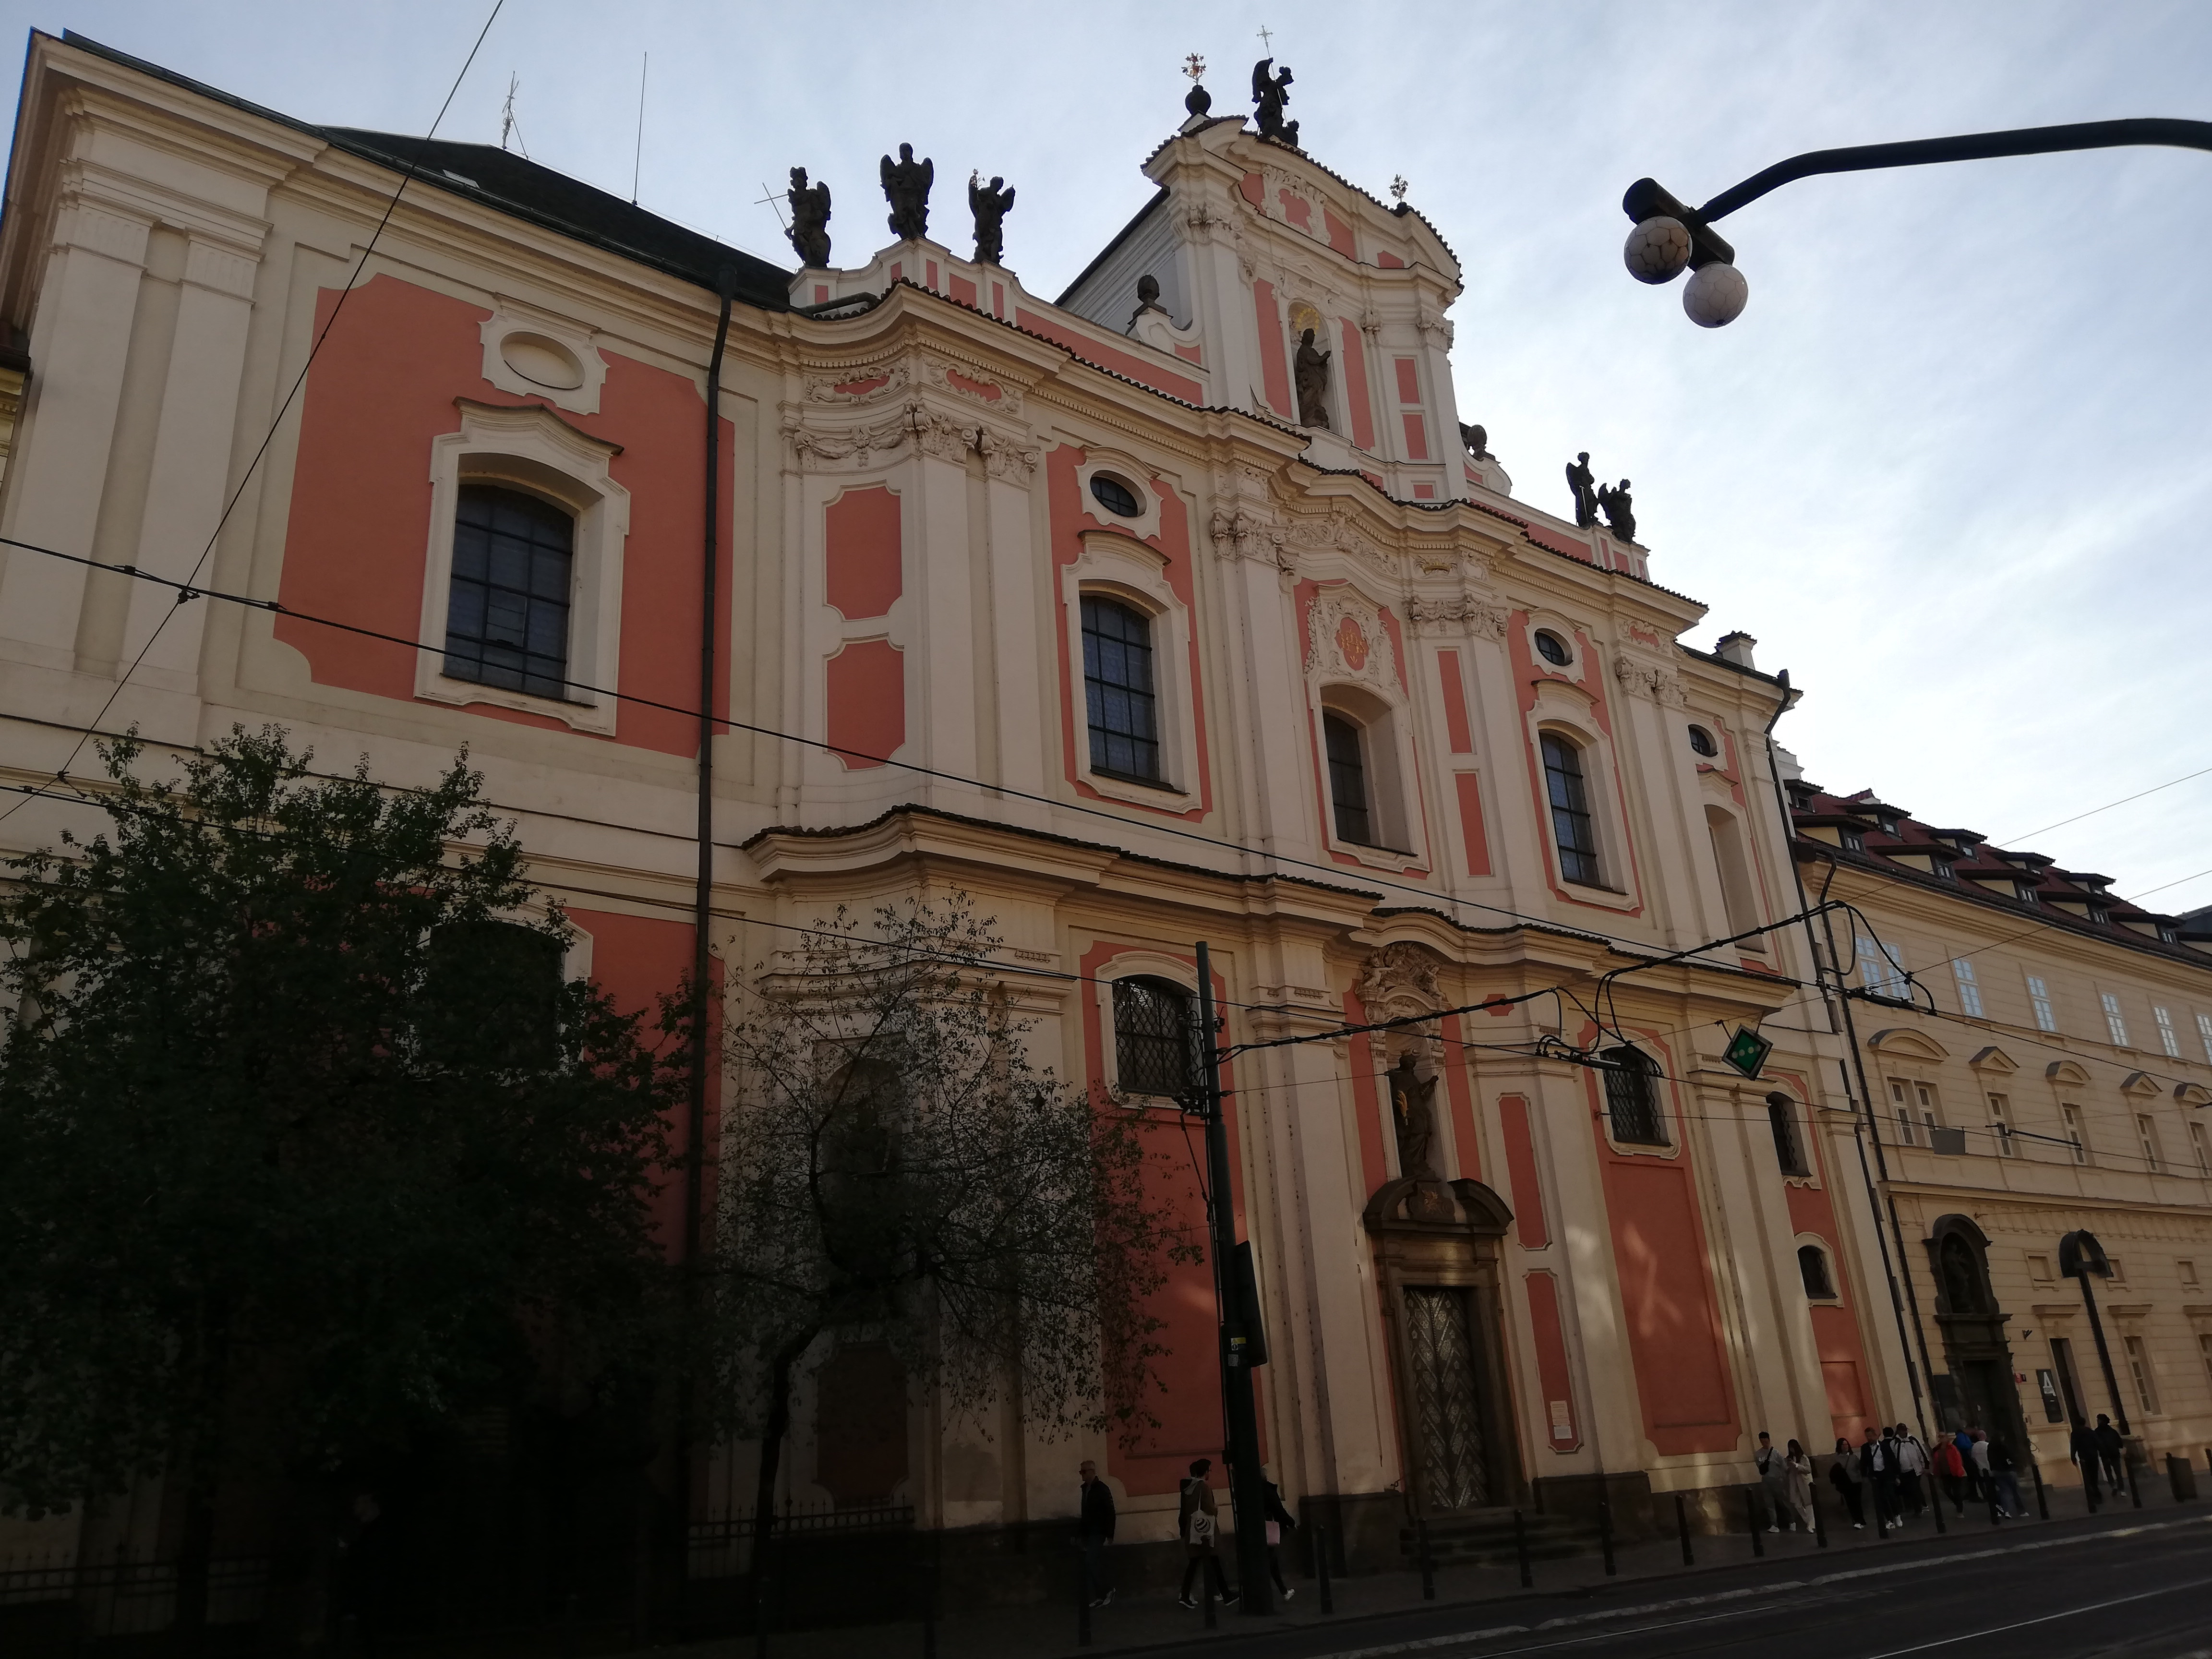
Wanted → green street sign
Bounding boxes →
[1723,1025,1772,1080]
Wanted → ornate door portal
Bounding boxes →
[1403,1286,1491,1509]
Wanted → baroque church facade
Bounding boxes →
[4,30,2206,1587]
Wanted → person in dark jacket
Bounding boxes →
[2068,1419,2103,1507]
[1077,1460,1116,1608]
[1176,1458,1237,1609]
[1859,1427,1902,1530]
[1262,1472,1298,1599]
[2092,1415,2128,1495]
[1828,1437,1867,1529]
[1986,1436,2024,1519]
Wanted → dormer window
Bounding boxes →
[1877,816,1899,836]
[2016,885,2039,906]
[1840,830,1864,853]
[1933,859,1956,882]
[2090,906,2110,925]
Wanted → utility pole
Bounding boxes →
[2061,1230,2129,1437]
[1193,942,1273,1614]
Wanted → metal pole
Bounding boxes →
[2075,1271,2130,1437]
[1674,1493,1694,1566]
[1598,1493,1615,1576]
[1316,1527,1334,1614]
[1194,942,1274,1616]
[2032,1455,2049,1520]
[1514,1510,1532,1588]
[1809,1478,1827,1548]
[1745,1488,1764,1557]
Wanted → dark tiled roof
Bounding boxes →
[58,33,791,307]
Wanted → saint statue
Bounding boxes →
[1597,478,1636,543]
[1387,1055,1439,1182]
[968,171,1015,265]
[1251,58,1300,148]
[1565,451,1599,528]
[1130,273,1169,328]
[1294,326,1332,430]
[785,166,831,268]
[879,143,934,241]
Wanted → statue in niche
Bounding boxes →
[785,167,832,268]
[1130,273,1170,328]
[1251,58,1300,148]
[1597,478,1636,542]
[968,172,1015,265]
[1459,422,1492,461]
[879,143,934,240]
[1388,1054,1440,1182]
[1565,451,1599,528]
[1293,326,1332,429]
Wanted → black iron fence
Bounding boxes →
[0,1548,271,1635]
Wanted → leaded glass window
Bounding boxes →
[1081,596,1161,781]
[1113,976,1192,1100]
[1541,733,1601,885]
[445,483,577,699]
[1323,712,1372,844]
[1602,1045,1666,1144]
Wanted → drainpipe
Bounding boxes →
[1757,673,1937,1441]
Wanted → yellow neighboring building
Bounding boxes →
[1789,777,2212,1482]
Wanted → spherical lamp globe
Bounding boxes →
[1683,262,1749,327]
[1623,216,1693,284]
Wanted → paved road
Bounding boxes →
[1209,1514,2212,1659]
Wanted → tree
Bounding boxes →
[709,899,1196,1571]
[0,729,679,1624]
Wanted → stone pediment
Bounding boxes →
[1362,1176,1511,1238]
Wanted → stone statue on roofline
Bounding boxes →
[1294,326,1332,429]
[785,167,831,268]
[1251,58,1300,148]
[879,143,933,240]
[1598,478,1637,543]
[1459,422,1492,461]
[1565,451,1599,527]
[1130,273,1169,328]
[968,172,1015,265]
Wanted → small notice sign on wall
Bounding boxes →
[1550,1400,1574,1442]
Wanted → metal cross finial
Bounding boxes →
[752,181,789,229]
[1390,175,1409,202]
[1257,24,1274,53]
[1184,52,1206,82]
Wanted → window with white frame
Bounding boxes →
[2026,974,2058,1033]
[2137,1113,2163,1172]
[1323,711,1375,845]
[1541,732,1603,886]
[2201,1334,2212,1395]
[1888,1078,1918,1145]
[1081,595,1163,782]
[2102,992,2130,1047]
[2192,1121,2211,1176]
[2124,1333,2160,1415]
[1952,957,1984,1017]
[1111,977,1194,1101]
[1797,1244,1836,1299]
[2199,1011,2212,1065]
[1988,1093,2015,1156]
[1858,934,1908,1000]
[2153,1005,2180,1058]
[2061,1103,2089,1164]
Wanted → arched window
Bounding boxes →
[1112,976,1192,1100]
[1540,733,1601,886]
[1081,595,1161,781]
[1322,712,1373,845]
[1798,1244,1835,1299]
[1600,1045,1666,1145]
[444,483,578,699]
[1767,1093,1809,1175]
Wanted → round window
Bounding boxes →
[1688,724,1719,757]
[1533,630,1572,667]
[1089,473,1142,518]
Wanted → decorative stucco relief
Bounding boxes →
[1305,586,1402,692]
[1408,595,1510,639]
[1355,941,1444,1024]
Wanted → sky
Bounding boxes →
[4,1,2206,909]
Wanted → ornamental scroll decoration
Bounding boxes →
[1207,505,1290,570]
[784,402,1037,478]
[1611,651,1685,707]
[1355,941,1444,1027]
[1408,595,1510,639]
[805,362,909,405]
[1304,587,1402,693]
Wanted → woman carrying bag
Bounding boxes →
[1176,1459,1238,1609]
[1784,1440,1815,1532]
[1828,1436,1867,1529]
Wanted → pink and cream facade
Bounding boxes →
[1,35,1930,1562]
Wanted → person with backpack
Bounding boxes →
[1177,1459,1237,1609]
[1892,1423,1929,1519]
[1829,1436,1867,1529]
[1754,1432,1792,1531]
[1859,1426,1901,1530]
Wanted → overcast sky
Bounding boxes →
[7,1,2205,909]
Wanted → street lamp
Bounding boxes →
[1620,117,2212,326]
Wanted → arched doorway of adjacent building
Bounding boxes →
[1362,1166,1524,1518]
[1925,1214,2026,1447]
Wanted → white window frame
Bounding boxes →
[1952,958,1984,1018]
[1062,533,1200,811]
[2123,1333,2160,1416]
[2061,1103,2090,1164]
[2137,1113,2162,1172]
[1319,683,1420,863]
[2191,1120,2211,1176]
[2198,1011,2212,1066]
[2153,1005,2180,1058]
[2102,992,2130,1048]
[2026,974,2057,1033]
[1859,934,1908,1000]
[1888,1077,1917,1145]
[1093,952,1201,1108]
[416,400,630,736]
[1988,1093,2015,1157]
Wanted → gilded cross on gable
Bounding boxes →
[1256,24,1274,53]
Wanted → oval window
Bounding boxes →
[1688,724,1719,757]
[1533,629,1572,667]
[499,331,586,391]
[1089,473,1142,518]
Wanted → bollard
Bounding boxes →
[1599,1494,1616,1576]
[1675,1492,1694,1566]
[2032,1456,2050,1520]
[2129,1457,2145,1510]
[1809,1479,1827,1549]
[1418,1517,1435,1601]
[1316,1525,1334,1615]
[1745,1487,1764,1557]
[2167,1454,2199,1504]
[1514,1508,1533,1589]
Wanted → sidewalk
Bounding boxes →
[660,1478,2188,1659]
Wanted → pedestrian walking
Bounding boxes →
[2068,1419,2103,1505]
[1754,1432,1791,1532]
[1784,1440,1815,1531]
[2092,1415,2127,1494]
[1986,1436,2024,1519]
[1893,1423,1929,1518]
[1952,1427,1984,1503]
[1262,1472,1298,1599]
[1933,1433,1968,1516]
[1077,1459,1116,1608]
[1177,1458,1238,1609]
[1860,1427,1902,1530]
[1829,1437,1867,1529]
